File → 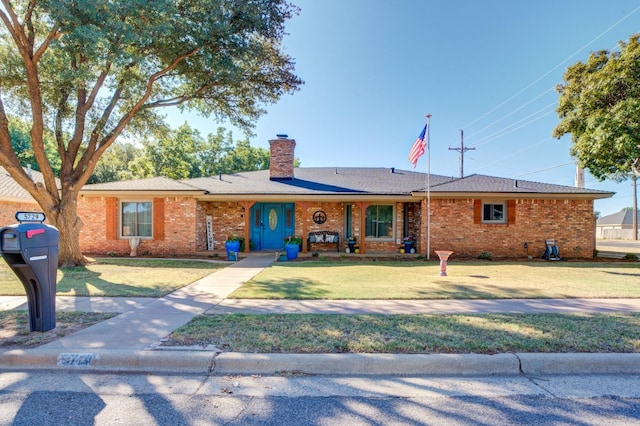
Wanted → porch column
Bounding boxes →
[355,201,370,254]
[297,202,310,253]
[240,200,256,253]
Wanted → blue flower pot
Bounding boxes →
[225,240,240,260]
[285,243,299,260]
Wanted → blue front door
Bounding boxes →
[251,203,295,250]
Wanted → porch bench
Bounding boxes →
[307,231,340,252]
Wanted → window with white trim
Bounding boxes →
[482,202,506,223]
[365,205,394,239]
[121,201,152,237]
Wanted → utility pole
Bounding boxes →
[449,130,475,178]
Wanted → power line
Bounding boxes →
[515,162,574,177]
[465,87,555,141]
[462,5,640,130]
[468,104,556,148]
[456,7,640,183]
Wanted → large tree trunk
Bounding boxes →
[47,191,87,267]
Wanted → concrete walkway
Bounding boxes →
[2,255,640,375]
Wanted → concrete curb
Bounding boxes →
[1,349,639,376]
[0,349,217,374]
[516,352,640,375]
[213,353,519,376]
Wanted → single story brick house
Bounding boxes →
[76,136,613,259]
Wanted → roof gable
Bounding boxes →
[597,210,640,225]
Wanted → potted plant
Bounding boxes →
[347,236,356,253]
[284,235,301,260]
[402,236,415,254]
[225,235,241,261]
[283,235,302,250]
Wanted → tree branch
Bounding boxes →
[72,49,201,186]
[33,26,61,63]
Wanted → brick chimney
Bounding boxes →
[269,134,296,180]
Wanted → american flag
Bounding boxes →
[408,124,427,168]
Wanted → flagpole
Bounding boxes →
[426,114,431,260]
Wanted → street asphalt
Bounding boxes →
[1,254,639,376]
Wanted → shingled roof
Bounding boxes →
[597,209,640,226]
[80,176,203,193]
[78,167,613,200]
[184,168,455,196]
[426,174,612,196]
[0,166,50,202]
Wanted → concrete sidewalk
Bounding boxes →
[2,255,640,376]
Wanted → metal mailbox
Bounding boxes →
[0,212,58,332]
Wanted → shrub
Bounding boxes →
[622,253,639,261]
[477,251,493,261]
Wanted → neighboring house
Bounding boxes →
[596,210,640,240]
[77,136,613,259]
[0,166,44,227]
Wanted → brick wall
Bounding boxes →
[76,196,596,259]
[78,196,197,256]
[0,201,40,227]
[269,137,296,180]
[196,201,246,251]
[295,201,423,253]
[426,198,595,259]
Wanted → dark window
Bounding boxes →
[365,205,393,238]
[482,203,506,223]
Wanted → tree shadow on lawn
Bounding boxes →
[56,266,164,297]
[411,282,563,299]
[93,258,224,269]
[232,277,330,299]
[602,270,640,277]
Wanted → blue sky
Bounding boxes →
[168,1,640,216]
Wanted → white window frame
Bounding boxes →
[119,200,153,239]
[482,201,507,224]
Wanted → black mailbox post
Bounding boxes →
[0,212,58,332]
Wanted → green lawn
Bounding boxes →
[230,261,640,299]
[0,258,226,297]
[165,312,640,354]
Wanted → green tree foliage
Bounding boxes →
[88,141,143,183]
[0,0,302,265]
[142,123,204,180]
[91,124,277,182]
[554,34,640,181]
[9,117,60,173]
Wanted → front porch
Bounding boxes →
[197,200,424,257]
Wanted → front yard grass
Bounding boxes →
[0,311,117,348]
[0,258,226,297]
[230,261,640,299]
[165,312,640,354]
